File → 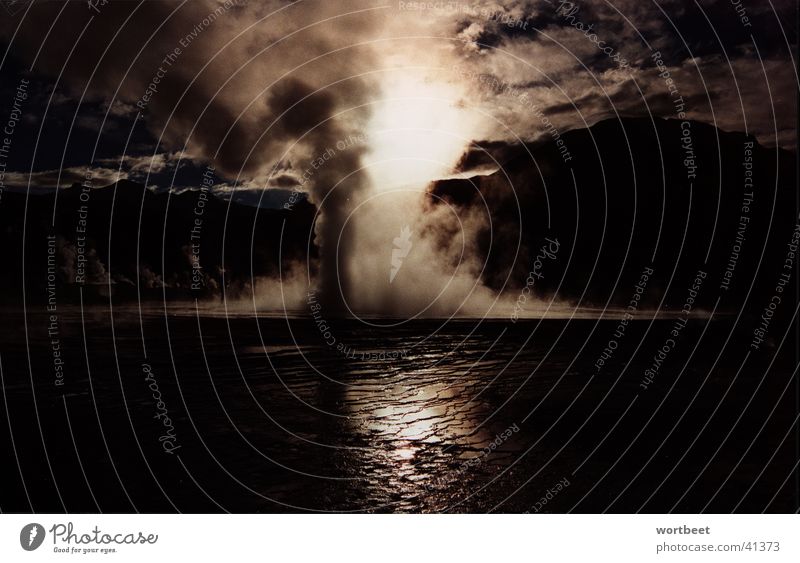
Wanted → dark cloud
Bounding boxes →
[1,0,384,309]
[270,174,300,188]
[453,140,528,173]
[1,166,125,191]
[0,0,380,172]
[0,0,795,315]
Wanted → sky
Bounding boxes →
[0,0,796,314]
[0,0,795,196]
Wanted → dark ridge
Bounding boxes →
[430,117,797,309]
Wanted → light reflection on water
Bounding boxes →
[8,308,695,512]
[336,361,504,510]
[232,316,533,511]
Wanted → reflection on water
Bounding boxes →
[348,377,495,491]
[193,315,540,512]
[1,308,788,513]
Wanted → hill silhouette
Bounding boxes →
[431,117,797,310]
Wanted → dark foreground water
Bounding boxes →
[0,306,797,513]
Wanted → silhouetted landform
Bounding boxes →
[2,118,796,310]
[0,179,316,304]
[431,117,798,309]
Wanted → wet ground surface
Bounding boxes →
[1,307,796,512]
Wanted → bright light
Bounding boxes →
[365,71,479,190]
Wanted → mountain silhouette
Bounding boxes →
[0,179,316,304]
[430,117,797,309]
[1,117,796,310]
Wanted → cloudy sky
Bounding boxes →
[0,0,795,315]
[0,0,795,196]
